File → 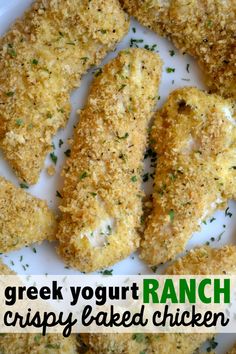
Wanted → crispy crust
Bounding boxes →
[121,0,236,99]
[0,176,56,253]
[228,344,236,354]
[56,48,162,272]
[141,87,236,266]
[166,245,236,275]
[84,245,236,353]
[0,0,129,184]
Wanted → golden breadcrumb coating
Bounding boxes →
[57,48,162,272]
[84,245,236,353]
[0,0,129,184]
[0,176,56,253]
[228,344,236,354]
[141,87,236,266]
[0,334,79,354]
[166,245,236,275]
[0,261,79,354]
[121,0,236,99]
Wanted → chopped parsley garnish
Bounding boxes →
[100,29,107,34]
[131,175,137,182]
[20,182,29,189]
[56,191,63,198]
[89,192,97,197]
[45,344,60,349]
[5,91,14,97]
[132,334,145,343]
[16,119,24,126]
[169,209,175,222]
[7,44,16,57]
[59,139,64,148]
[166,67,175,73]
[130,38,144,48]
[64,149,71,157]
[32,247,37,254]
[116,132,129,139]
[34,334,41,344]
[81,57,89,64]
[80,171,88,180]
[206,338,218,352]
[151,265,158,273]
[100,269,113,276]
[66,41,75,45]
[144,44,157,52]
[225,207,232,218]
[50,152,57,164]
[132,27,136,33]
[94,68,103,77]
[169,49,175,56]
[186,63,190,73]
[142,173,149,182]
[118,84,126,92]
[32,59,39,65]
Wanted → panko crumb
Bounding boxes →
[0,0,129,184]
[141,87,236,266]
[57,48,162,273]
[121,0,236,99]
[0,176,56,253]
[47,165,56,176]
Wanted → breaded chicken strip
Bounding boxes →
[0,0,129,184]
[0,261,79,354]
[0,176,56,253]
[83,245,236,354]
[121,0,236,99]
[228,344,236,354]
[57,48,162,272]
[141,87,236,266]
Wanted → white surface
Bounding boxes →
[0,1,235,351]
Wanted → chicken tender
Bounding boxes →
[83,245,236,354]
[0,261,79,354]
[0,176,56,253]
[141,87,236,266]
[121,0,236,99]
[0,0,129,184]
[57,48,162,272]
[228,344,236,354]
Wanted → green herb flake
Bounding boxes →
[59,139,64,148]
[166,67,175,73]
[132,27,136,33]
[50,152,57,165]
[169,209,175,222]
[81,57,89,64]
[34,334,41,344]
[94,68,103,77]
[169,49,175,56]
[100,269,113,276]
[186,64,190,73]
[131,175,137,182]
[45,343,60,349]
[116,132,129,139]
[56,191,63,198]
[64,149,71,157]
[89,192,97,197]
[118,84,126,92]
[5,91,14,97]
[130,38,144,48]
[32,59,39,65]
[132,333,145,343]
[16,119,24,126]
[20,182,29,189]
[225,207,232,218]
[7,44,17,58]
[80,171,88,180]
[32,247,37,254]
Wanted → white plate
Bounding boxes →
[0,1,235,352]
